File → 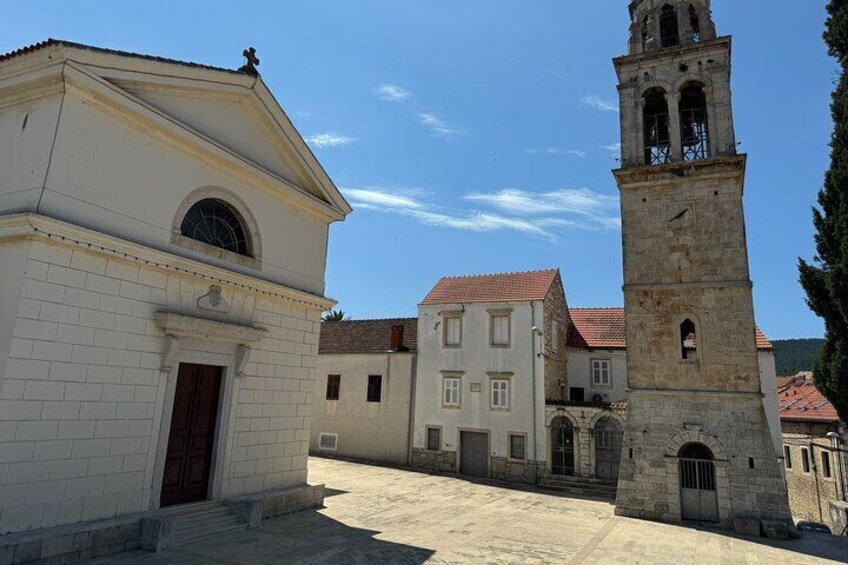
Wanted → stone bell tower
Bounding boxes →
[612,0,791,531]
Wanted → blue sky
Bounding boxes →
[1,1,835,339]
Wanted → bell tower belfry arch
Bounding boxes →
[612,0,791,530]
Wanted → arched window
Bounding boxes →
[180,198,250,256]
[680,83,710,161]
[680,443,714,460]
[680,319,697,360]
[660,4,680,48]
[689,4,702,42]
[643,89,671,165]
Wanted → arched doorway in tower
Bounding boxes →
[594,417,623,481]
[679,443,719,522]
[551,417,575,476]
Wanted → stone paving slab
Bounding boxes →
[93,457,848,564]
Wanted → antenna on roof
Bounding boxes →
[239,47,260,75]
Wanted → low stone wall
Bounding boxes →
[410,449,456,474]
[228,484,325,528]
[491,458,544,484]
[0,515,140,564]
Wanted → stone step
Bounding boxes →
[151,500,249,547]
[539,477,618,500]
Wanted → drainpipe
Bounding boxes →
[530,301,539,485]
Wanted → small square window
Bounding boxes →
[318,433,338,451]
[367,375,382,402]
[326,374,340,401]
[801,447,811,473]
[783,445,792,470]
[509,433,526,461]
[591,360,611,387]
[444,315,462,347]
[491,313,510,347]
[822,451,832,478]
[491,379,509,410]
[427,427,441,451]
[443,377,461,407]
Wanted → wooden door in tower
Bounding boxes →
[161,363,223,507]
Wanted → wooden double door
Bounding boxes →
[460,431,489,478]
[160,363,223,507]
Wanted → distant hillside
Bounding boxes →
[771,339,825,376]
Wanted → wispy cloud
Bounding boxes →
[580,94,618,113]
[417,113,458,139]
[306,133,357,148]
[465,188,620,229]
[525,147,587,159]
[342,186,619,241]
[374,84,410,102]
[602,142,622,158]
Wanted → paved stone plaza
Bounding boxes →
[95,458,847,564]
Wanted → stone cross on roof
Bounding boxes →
[239,47,260,75]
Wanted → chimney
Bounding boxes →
[390,324,406,352]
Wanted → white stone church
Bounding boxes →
[0,39,349,555]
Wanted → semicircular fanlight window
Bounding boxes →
[180,198,249,256]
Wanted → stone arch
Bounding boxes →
[588,409,625,432]
[665,429,728,461]
[638,81,674,101]
[172,186,263,263]
[546,410,579,429]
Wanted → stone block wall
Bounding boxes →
[0,228,322,534]
[782,421,843,529]
[543,276,570,401]
[410,448,456,474]
[616,391,791,529]
[490,457,543,484]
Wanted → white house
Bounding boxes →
[410,269,570,483]
[310,319,417,465]
[0,39,350,556]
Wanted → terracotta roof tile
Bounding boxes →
[0,38,243,74]
[319,318,417,355]
[777,379,839,423]
[567,307,773,351]
[421,269,559,305]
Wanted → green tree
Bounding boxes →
[799,0,848,423]
[322,309,348,322]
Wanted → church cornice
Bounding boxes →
[0,212,336,311]
[613,154,746,189]
[613,36,731,69]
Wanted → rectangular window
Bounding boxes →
[318,433,338,451]
[509,433,526,461]
[822,451,832,478]
[491,378,509,410]
[443,377,461,407]
[552,321,560,351]
[591,359,611,387]
[427,427,441,451]
[326,374,340,401]
[801,447,811,473]
[367,374,382,402]
[444,315,462,347]
[783,445,792,470]
[491,313,510,347]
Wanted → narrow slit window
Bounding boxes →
[822,451,832,478]
[681,319,697,360]
[326,374,340,401]
[801,447,811,473]
[367,374,382,402]
[644,89,671,165]
[784,445,792,469]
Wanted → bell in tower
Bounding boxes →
[612,0,793,534]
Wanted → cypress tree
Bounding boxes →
[799,0,848,423]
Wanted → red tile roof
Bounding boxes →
[319,318,417,355]
[0,39,242,74]
[421,269,559,305]
[567,308,628,349]
[567,307,773,351]
[777,378,839,423]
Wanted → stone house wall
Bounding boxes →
[542,276,570,401]
[782,421,843,529]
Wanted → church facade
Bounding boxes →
[611,1,792,531]
[0,40,350,537]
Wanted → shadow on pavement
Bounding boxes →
[92,509,434,565]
